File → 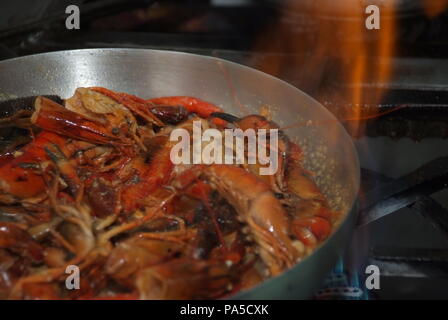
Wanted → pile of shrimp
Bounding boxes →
[0,87,337,299]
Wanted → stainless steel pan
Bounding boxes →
[0,48,360,299]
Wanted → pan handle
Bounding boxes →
[357,156,448,230]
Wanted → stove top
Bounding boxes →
[1,0,448,299]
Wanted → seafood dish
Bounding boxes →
[0,87,338,299]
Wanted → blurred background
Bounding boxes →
[2,0,448,299]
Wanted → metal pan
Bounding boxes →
[0,48,360,299]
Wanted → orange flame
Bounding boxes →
[253,0,397,137]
